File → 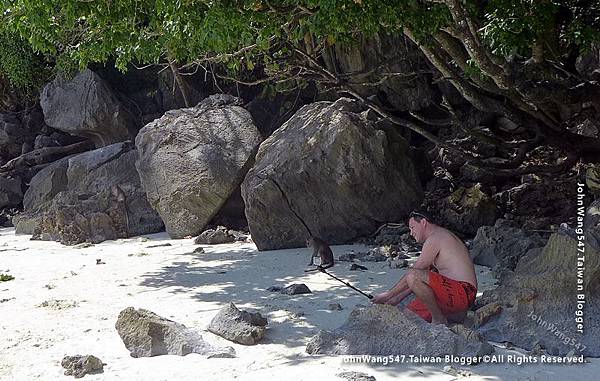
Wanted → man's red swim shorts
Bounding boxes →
[406,271,477,322]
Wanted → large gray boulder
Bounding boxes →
[470,219,547,277]
[241,98,422,250]
[14,142,163,245]
[475,220,600,356]
[207,303,267,345]
[135,94,262,238]
[306,305,493,356]
[40,70,138,147]
[115,307,235,358]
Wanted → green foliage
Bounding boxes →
[0,273,15,282]
[480,0,600,57]
[0,0,598,85]
[0,29,49,94]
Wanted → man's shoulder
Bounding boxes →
[428,227,453,242]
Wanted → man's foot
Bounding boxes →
[431,316,448,325]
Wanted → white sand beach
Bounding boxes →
[0,227,597,381]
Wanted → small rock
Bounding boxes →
[528,342,546,356]
[194,226,236,245]
[208,302,267,345]
[61,355,104,378]
[38,300,78,310]
[146,243,172,248]
[73,243,94,249]
[338,253,356,262]
[442,365,471,377]
[193,247,205,254]
[474,302,502,328]
[95,259,105,265]
[280,284,312,295]
[361,249,387,262]
[337,371,376,381]
[349,264,368,271]
[328,303,343,311]
[388,259,408,269]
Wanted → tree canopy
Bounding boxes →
[1,0,599,174]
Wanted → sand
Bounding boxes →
[0,227,597,380]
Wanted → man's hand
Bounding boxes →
[384,293,406,306]
[371,291,391,304]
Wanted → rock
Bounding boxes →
[40,70,138,147]
[194,226,236,245]
[14,142,164,244]
[192,247,205,254]
[135,94,262,238]
[0,107,48,164]
[338,253,357,262]
[61,355,104,378]
[388,259,408,269]
[329,303,344,311]
[372,223,410,245]
[475,228,600,356]
[586,165,600,196]
[328,33,434,111]
[493,178,574,230]
[115,307,235,358]
[145,243,172,248]
[439,183,498,236]
[0,176,22,209]
[280,284,312,295]
[350,264,368,271]
[242,98,422,250]
[470,219,547,275]
[362,249,387,262]
[473,302,502,328]
[585,199,600,250]
[336,371,376,381]
[306,305,493,356]
[207,302,267,345]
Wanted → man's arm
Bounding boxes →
[372,238,440,304]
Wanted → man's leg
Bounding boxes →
[405,269,447,325]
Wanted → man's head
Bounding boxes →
[408,210,434,243]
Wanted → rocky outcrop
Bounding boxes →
[0,107,46,162]
[135,94,262,239]
[0,106,83,207]
[438,183,498,236]
[325,33,434,112]
[14,142,163,245]
[306,305,493,356]
[207,303,267,345]
[40,69,138,147]
[475,213,600,356]
[0,176,22,209]
[470,219,547,278]
[242,98,423,250]
[115,307,235,358]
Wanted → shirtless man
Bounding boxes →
[371,211,477,325]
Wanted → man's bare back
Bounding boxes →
[426,227,477,288]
